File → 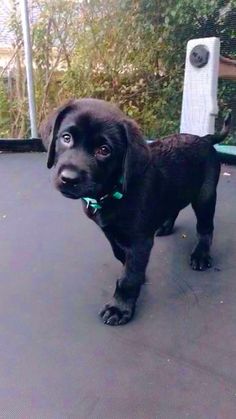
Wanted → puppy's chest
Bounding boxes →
[95,208,132,231]
[96,207,135,245]
[94,210,117,228]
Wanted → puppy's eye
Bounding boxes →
[61,132,72,145]
[95,145,111,158]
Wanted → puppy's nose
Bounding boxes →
[60,169,79,185]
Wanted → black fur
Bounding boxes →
[40,98,230,326]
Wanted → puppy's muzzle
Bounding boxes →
[60,168,80,186]
[56,167,92,199]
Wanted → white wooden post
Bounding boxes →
[180,37,220,136]
[20,0,38,138]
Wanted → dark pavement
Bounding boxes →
[0,153,236,418]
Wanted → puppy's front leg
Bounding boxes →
[100,238,153,326]
[103,230,126,265]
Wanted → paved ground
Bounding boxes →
[0,153,236,419]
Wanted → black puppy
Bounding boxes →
[40,98,230,326]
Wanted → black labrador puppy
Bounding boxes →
[40,98,230,326]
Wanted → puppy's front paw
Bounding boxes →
[190,252,212,271]
[99,299,134,326]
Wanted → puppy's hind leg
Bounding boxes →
[190,166,220,270]
[190,199,215,271]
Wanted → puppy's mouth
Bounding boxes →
[56,181,100,200]
[60,190,81,199]
[58,185,90,200]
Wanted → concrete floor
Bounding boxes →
[0,153,236,418]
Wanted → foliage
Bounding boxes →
[0,79,11,137]
[0,0,235,143]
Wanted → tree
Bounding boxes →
[0,0,235,143]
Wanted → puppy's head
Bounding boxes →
[40,98,150,200]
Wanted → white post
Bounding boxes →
[19,0,38,138]
[180,37,220,136]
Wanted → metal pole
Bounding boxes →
[19,0,38,138]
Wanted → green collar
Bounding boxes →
[82,177,124,215]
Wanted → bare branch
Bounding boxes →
[0,41,23,78]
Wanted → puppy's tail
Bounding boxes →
[207,112,231,144]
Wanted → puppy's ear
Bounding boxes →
[121,118,150,190]
[39,100,76,169]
